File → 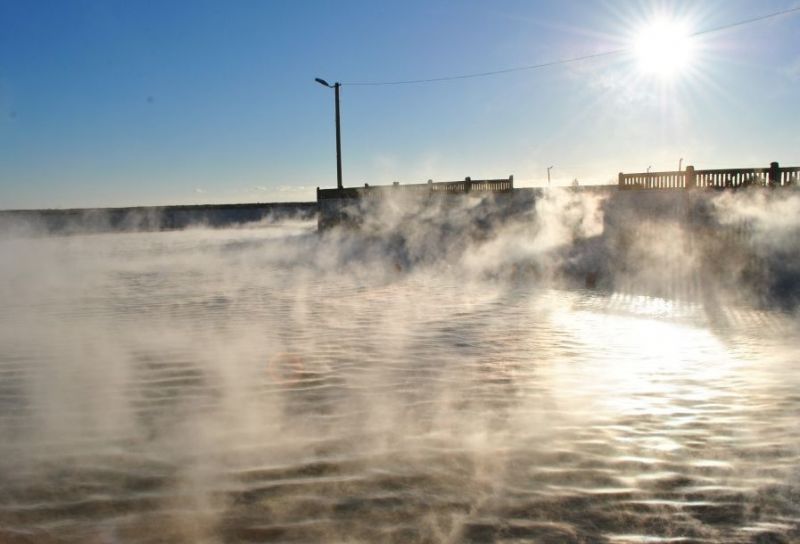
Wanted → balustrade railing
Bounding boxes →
[317,176,514,200]
[619,162,798,190]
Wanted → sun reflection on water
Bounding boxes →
[545,294,741,430]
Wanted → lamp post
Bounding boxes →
[547,166,553,187]
[678,158,683,171]
[315,78,343,190]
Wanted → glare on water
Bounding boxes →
[0,223,798,543]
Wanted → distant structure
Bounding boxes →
[314,162,798,230]
[0,202,317,235]
[619,162,799,190]
[317,176,514,229]
[317,175,513,201]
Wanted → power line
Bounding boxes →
[343,48,626,86]
[692,5,800,35]
[341,5,800,86]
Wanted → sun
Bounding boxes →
[633,18,694,78]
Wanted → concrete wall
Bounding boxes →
[0,202,317,235]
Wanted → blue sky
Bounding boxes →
[1,0,799,208]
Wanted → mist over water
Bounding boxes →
[1,192,799,543]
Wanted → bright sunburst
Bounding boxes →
[633,18,695,78]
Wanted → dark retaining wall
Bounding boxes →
[0,202,317,235]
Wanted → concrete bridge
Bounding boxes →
[316,162,798,230]
[619,161,799,190]
[316,176,516,230]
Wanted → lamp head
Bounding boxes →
[315,78,331,88]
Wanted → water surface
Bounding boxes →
[1,224,798,543]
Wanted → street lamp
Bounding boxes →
[678,158,684,171]
[547,166,553,186]
[315,78,343,190]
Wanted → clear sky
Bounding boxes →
[1,0,799,209]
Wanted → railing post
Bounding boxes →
[509,174,514,190]
[769,161,780,187]
[464,176,471,193]
[685,165,696,189]
[618,172,624,188]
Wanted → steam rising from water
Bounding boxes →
[0,191,799,543]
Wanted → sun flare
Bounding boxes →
[633,19,694,78]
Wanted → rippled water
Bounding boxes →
[1,223,799,543]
